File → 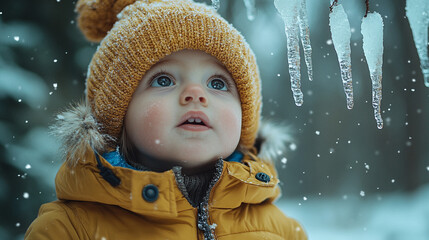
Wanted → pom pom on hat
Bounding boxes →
[76,0,138,42]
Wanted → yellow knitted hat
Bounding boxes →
[76,0,262,151]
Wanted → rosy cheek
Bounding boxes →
[133,100,168,150]
[141,101,162,126]
[219,105,242,140]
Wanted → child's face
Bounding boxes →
[124,50,242,171]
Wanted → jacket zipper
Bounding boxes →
[173,159,224,240]
[197,159,224,240]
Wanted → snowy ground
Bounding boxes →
[277,184,429,240]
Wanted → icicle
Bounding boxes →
[362,12,384,129]
[298,0,313,82]
[406,0,429,87]
[243,0,256,21]
[329,4,354,109]
[274,0,303,106]
[211,0,220,11]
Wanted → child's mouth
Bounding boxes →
[177,111,211,131]
[182,118,206,125]
[179,118,210,131]
[179,124,210,131]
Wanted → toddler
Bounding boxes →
[25,0,307,239]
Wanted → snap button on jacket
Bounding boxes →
[255,172,271,183]
[25,150,307,240]
[142,184,159,202]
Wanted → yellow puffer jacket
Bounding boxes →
[25,148,306,240]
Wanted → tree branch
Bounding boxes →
[364,0,370,17]
[329,0,339,12]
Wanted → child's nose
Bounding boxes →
[180,84,208,107]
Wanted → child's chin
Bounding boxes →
[176,155,219,167]
[177,158,219,174]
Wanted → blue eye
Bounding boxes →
[208,78,227,91]
[151,75,173,87]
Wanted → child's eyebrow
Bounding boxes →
[205,60,229,72]
[196,59,230,75]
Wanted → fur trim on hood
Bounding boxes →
[256,119,293,162]
[50,102,113,166]
[51,102,293,166]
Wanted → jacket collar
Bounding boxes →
[55,149,280,217]
[101,149,245,169]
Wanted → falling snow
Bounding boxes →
[2,2,428,239]
[365,163,370,170]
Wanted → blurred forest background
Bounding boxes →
[1,0,428,239]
